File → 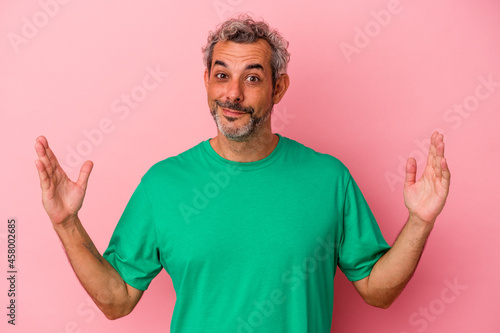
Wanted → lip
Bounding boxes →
[222,108,247,117]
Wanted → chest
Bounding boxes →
[154,172,343,283]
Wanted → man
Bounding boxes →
[35,15,450,332]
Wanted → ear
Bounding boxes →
[204,68,210,90]
[272,73,290,104]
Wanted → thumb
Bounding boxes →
[76,160,94,191]
[404,157,417,189]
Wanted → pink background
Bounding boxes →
[1,0,499,332]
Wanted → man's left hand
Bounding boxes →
[404,131,451,225]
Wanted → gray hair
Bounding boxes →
[202,14,290,85]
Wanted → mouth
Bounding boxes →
[222,108,248,117]
[215,100,254,118]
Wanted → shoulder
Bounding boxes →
[140,140,206,183]
[281,136,350,177]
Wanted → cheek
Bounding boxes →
[207,84,225,100]
[257,89,274,108]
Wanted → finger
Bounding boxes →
[404,157,417,189]
[76,160,94,191]
[426,132,439,167]
[433,141,444,179]
[36,135,49,148]
[36,136,61,176]
[435,133,445,157]
[35,141,55,177]
[440,157,451,190]
[35,159,51,191]
[43,141,62,172]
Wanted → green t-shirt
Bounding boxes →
[103,134,390,332]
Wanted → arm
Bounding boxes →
[352,132,451,308]
[35,136,143,319]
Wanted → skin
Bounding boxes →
[33,39,290,320]
[34,137,142,320]
[205,39,289,162]
[352,131,450,308]
[35,37,450,321]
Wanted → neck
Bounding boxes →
[209,128,279,162]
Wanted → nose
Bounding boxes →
[225,79,243,103]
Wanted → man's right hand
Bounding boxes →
[34,136,143,319]
[35,136,93,225]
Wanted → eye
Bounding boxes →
[215,73,228,79]
[246,75,260,83]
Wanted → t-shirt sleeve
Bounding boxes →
[103,180,163,291]
[338,175,391,282]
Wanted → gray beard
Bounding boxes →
[210,102,273,142]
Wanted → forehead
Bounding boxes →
[212,39,272,70]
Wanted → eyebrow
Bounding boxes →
[213,60,227,68]
[245,63,264,71]
[213,60,265,72]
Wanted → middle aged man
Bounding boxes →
[35,15,450,332]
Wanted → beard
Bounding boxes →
[210,100,273,142]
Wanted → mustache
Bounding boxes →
[215,100,254,114]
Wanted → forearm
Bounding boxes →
[53,215,134,319]
[355,132,449,308]
[359,215,434,308]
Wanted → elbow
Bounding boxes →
[358,284,402,309]
[104,312,120,320]
[92,278,142,320]
[102,305,132,320]
[94,293,134,320]
[361,293,397,309]
[371,300,393,309]
[104,311,127,321]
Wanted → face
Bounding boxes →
[204,39,279,141]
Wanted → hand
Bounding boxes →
[404,132,451,225]
[35,136,93,225]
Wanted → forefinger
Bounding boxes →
[35,136,61,175]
